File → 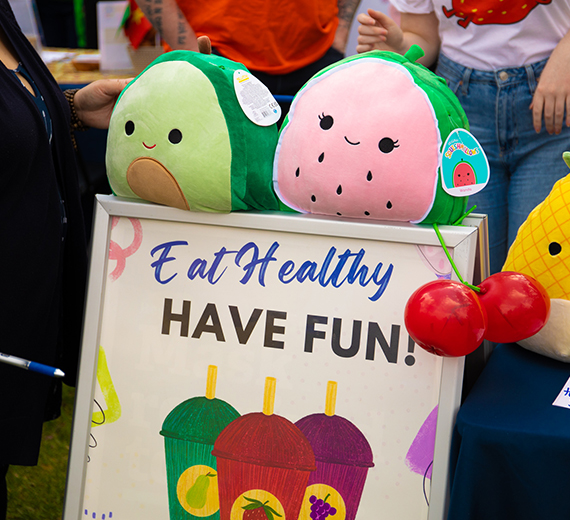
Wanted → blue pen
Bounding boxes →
[0,352,65,378]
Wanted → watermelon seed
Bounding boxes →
[318,152,324,163]
[295,167,300,177]
[387,201,393,209]
[367,171,373,181]
[336,185,342,195]
[365,211,370,216]
[311,195,316,202]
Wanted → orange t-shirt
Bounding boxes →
[176,0,339,74]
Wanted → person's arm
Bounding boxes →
[332,0,360,53]
[137,0,199,51]
[356,8,440,68]
[531,30,570,135]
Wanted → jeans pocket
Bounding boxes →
[435,65,462,95]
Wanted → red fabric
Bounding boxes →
[176,0,339,74]
[124,0,153,50]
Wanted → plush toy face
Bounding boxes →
[504,170,570,300]
[107,60,233,211]
[453,160,476,187]
[274,59,442,222]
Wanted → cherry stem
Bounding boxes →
[453,204,477,226]
[432,223,480,292]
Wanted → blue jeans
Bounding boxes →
[436,53,570,275]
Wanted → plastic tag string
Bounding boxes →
[432,222,480,292]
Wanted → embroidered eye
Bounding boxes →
[549,241,562,256]
[125,120,135,136]
[319,113,334,130]
[168,129,182,144]
[379,137,399,153]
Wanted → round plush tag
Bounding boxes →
[440,129,489,197]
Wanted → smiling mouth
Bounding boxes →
[344,136,360,146]
[143,142,156,149]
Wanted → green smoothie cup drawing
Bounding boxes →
[160,365,240,519]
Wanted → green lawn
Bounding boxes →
[6,385,76,520]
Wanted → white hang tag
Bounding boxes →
[233,69,281,127]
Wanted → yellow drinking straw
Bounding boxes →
[325,381,337,417]
[263,377,277,416]
[205,365,217,400]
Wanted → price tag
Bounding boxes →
[234,69,281,127]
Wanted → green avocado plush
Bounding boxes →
[106,50,281,212]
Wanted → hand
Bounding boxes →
[531,35,570,134]
[356,8,404,54]
[74,78,132,129]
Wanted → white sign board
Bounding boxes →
[64,195,482,520]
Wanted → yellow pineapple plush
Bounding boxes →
[502,152,570,361]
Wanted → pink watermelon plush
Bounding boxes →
[273,46,469,225]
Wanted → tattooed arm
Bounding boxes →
[138,0,199,51]
[332,0,360,53]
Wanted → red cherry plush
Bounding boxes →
[404,280,487,357]
[477,271,550,343]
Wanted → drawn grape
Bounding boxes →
[308,494,337,519]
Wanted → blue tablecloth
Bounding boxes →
[447,343,570,520]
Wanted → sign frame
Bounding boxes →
[63,195,484,520]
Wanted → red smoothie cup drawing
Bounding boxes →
[160,365,240,520]
[295,381,374,520]
[212,377,316,520]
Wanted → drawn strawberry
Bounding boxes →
[242,497,282,520]
[442,0,551,28]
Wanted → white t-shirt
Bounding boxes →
[390,0,570,70]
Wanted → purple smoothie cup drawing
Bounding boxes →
[295,381,374,520]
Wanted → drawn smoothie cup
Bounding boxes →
[212,377,316,520]
[160,365,240,520]
[295,381,374,520]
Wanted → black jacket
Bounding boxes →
[0,0,87,465]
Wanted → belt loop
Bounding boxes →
[526,63,537,94]
[461,67,472,96]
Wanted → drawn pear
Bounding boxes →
[186,472,214,509]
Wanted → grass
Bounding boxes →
[6,385,76,520]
